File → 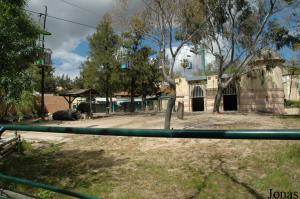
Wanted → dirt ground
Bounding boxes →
[2,113,300,199]
[5,112,300,142]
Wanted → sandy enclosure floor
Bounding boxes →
[3,112,300,142]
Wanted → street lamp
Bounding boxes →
[190,47,206,75]
[34,28,52,120]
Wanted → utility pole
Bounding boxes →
[41,6,47,120]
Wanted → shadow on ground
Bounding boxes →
[0,143,128,191]
[186,157,264,199]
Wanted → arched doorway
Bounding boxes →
[223,84,237,111]
[191,86,204,111]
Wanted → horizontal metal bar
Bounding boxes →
[2,125,300,140]
[0,173,99,199]
[0,127,5,137]
[0,137,18,148]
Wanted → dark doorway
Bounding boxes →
[191,86,205,112]
[192,97,204,111]
[223,95,237,111]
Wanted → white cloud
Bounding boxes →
[165,45,216,77]
[27,0,117,78]
[52,49,86,78]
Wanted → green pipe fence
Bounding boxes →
[2,124,300,140]
[0,173,99,199]
[1,124,300,198]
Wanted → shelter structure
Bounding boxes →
[176,49,286,114]
[59,89,98,109]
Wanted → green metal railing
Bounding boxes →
[0,125,100,199]
[0,173,98,199]
[2,125,300,140]
[1,124,300,198]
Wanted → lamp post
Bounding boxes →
[35,6,51,120]
[190,47,206,76]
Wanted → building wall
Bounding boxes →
[206,75,218,112]
[175,78,191,112]
[282,75,300,101]
[239,66,284,114]
[40,95,69,113]
[175,76,224,112]
[175,65,285,114]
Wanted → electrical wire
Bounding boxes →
[57,0,96,14]
[24,9,97,29]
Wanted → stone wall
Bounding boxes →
[175,78,192,112]
[239,66,284,114]
[36,95,69,114]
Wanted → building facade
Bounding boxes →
[176,50,286,114]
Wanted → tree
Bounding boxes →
[282,60,300,100]
[186,0,288,112]
[0,0,41,73]
[73,76,85,89]
[119,15,155,112]
[26,65,57,93]
[136,51,161,111]
[55,74,74,91]
[0,0,41,120]
[0,71,34,120]
[134,0,207,129]
[82,14,120,113]
[126,46,161,111]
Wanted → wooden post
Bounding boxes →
[89,90,93,118]
[68,96,71,109]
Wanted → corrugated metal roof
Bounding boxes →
[59,89,98,96]
[185,76,207,81]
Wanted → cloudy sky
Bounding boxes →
[26,0,299,79]
[27,0,122,78]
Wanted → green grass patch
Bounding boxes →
[1,141,300,198]
[285,100,300,108]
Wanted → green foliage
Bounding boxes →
[133,48,161,97]
[79,61,100,91]
[26,65,57,93]
[120,26,161,105]
[0,71,34,120]
[0,0,41,120]
[80,14,120,100]
[176,0,206,44]
[224,65,239,74]
[268,21,300,50]
[284,100,300,108]
[89,14,119,67]
[72,76,85,89]
[19,139,33,153]
[0,0,41,72]
[15,90,36,120]
[80,13,161,109]
[34,190,57,199]
[55,74,73,91]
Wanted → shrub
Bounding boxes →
[284,100,300,108]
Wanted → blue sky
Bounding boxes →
[28,0,300,79]
[27,0,146,79]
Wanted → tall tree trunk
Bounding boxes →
[141,95,146,111]
[105,78,109,115]
[213,80,223,113]
[110,91,113,113]
[289,75,293,100]
[130,77,135,113]
[164,84,176,129]
[0,104,9,121]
